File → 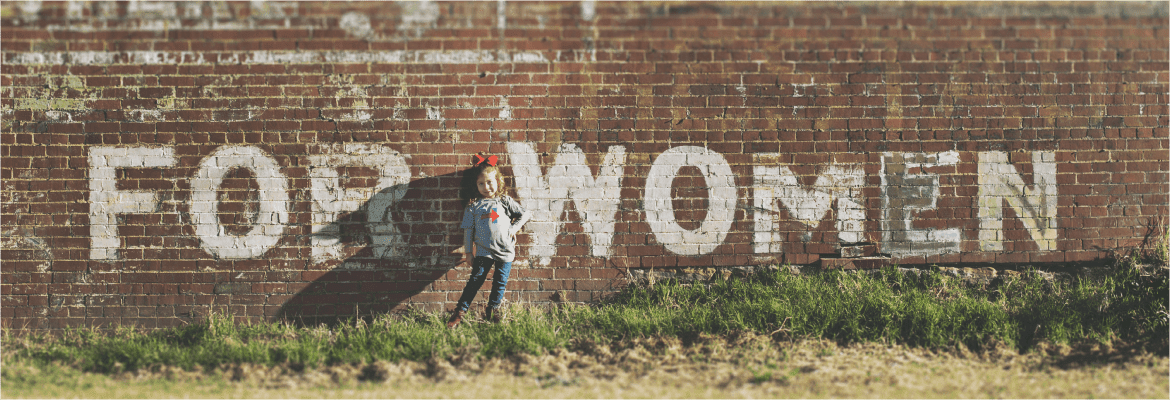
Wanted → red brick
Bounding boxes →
[2,2,1166,332]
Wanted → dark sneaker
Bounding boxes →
[485,307,502,323]
[446,309,465,328]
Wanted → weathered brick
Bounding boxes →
[1,1,1165,332]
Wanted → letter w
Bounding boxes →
[507,142,626,265]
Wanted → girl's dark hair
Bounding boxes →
[459,165,510,205]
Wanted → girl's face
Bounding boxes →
[477,171,500,198]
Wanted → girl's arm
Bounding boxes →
[463,228,474,263]
[509,210,531,238]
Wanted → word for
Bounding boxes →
[88,143,1057,262]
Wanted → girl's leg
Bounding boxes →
[455,257,492,312]
[486,260,513,310]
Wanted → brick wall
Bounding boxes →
[2,1,1167,331]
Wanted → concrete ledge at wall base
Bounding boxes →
[820,257,892,271]
[626,262,1169,288]
[628,265,789,286]
[820,243,891,270]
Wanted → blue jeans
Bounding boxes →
[455,257,512,312]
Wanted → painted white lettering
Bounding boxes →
[508,142,626,265]
[16,1,41,21]
[644,146,737,256]
[498,96,511,120]
[249,1,296,19]
[398,0,439,36]
[125,1,177,18]
[66,1,85,19]
[339,12,373,39]
[190,146,289,259]
[880,151,961,257]
[977,151,1058,251]
[581,0,596,21]
[88,146,176,260]
[309,143,412,263]
[753,154,865,253]
[497,0,507,30]
[5,50,549,65]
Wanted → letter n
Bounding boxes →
[977,151,1058,251]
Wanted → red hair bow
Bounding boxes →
[474,154,498,167]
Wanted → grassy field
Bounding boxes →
[3,254,1167,398]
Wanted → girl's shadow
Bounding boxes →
[274,169,481,326]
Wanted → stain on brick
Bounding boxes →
[213,283,251,295]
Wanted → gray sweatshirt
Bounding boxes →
[462,195,530,262]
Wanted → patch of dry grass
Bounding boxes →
[4,334,1165,399]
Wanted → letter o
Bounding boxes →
[644,146,738,255]
[191,146,289,259]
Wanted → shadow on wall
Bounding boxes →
[274,168,483,326]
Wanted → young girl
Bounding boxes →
[447,161,530,328]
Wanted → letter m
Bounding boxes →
[977,151,1058,251]
[752,153,865,253]
[507,142,626,266]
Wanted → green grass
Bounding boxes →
[3,262,1166,376]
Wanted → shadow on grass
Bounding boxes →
[1043,340,1165,369]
